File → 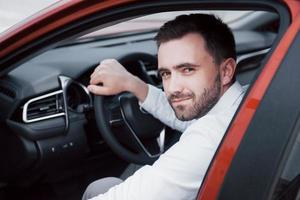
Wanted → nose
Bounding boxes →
[165,73,184,94]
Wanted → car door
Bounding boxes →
[198,1,300,199]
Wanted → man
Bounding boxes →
[83,14,246,200]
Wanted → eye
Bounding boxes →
[159,71,171,79]
[182,67,194,74]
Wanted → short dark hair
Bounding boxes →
[155,14,236,65]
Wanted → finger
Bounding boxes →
[88,85,111,95]
[90,71,106,85]
[95,62,105,72]
[90,70,107,85]
[90,60,108,78]
[90,71,97,79]
[91,61,113,78]
[101,58,116,64]
[90,64,102,78]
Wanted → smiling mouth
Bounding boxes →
[171,97,192,104]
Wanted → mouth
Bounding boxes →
[171,97,192,105]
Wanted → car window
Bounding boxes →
[80,10,275,38]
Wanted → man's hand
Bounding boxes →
[88,59,148,102]
[89,59,131,95]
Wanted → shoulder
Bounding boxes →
[180,110,234,146]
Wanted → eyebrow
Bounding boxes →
[157,62,201,75]
[173,62,201,69]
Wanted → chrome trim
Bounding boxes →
[109,118,123,126]
[22,90,64,123]
[119,95,162,158]
[22,75,92,125]
[237,48,270,64]
[71,81,93,108]
[59,75,71,90]
[58,75,71,133]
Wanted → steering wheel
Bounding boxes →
[94,53,165,165]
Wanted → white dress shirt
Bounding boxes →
[90,81,246,200]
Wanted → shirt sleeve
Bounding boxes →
[89,114,226,200]
[139,84,195,132]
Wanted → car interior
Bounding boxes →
[0,5,282,200]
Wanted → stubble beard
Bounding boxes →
[168,73,221,121]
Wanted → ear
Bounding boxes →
[220,58,236,86]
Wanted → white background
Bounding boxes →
[0,0,59,33]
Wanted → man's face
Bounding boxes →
[158,33,222,121]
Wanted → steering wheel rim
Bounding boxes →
[93,53,164,165]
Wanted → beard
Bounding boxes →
[167,73,221,121]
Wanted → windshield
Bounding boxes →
[0,2,274,38]
[82,10,254,38]
[0,0,60,33]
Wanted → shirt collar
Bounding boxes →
[207,81,245,115]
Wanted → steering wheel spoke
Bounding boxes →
[119,99,164,158]
[109,118,123,127]
[108,104,124,127]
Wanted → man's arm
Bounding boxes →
[89,114,226,200]
[88,59,193,131]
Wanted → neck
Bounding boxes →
[220,81,234,97]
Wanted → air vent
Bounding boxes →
[0,85,16,99]
[23,90,65,123]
